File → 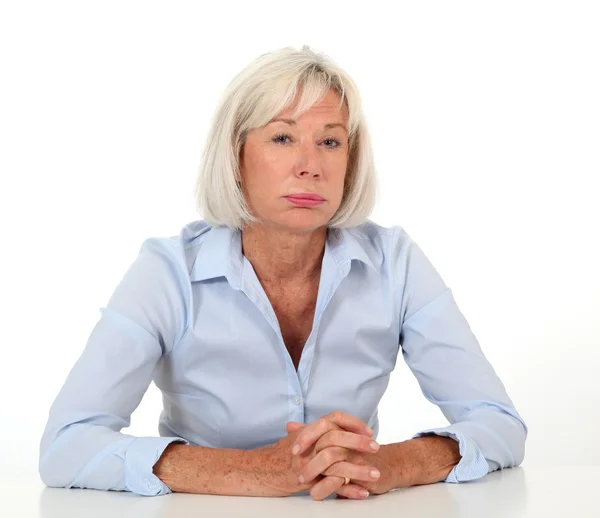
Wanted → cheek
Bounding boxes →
[252,151,288,178]
[329,153,348,174]
[334,160,348,185]
[244,159,284,204]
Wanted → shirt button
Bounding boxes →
[293,395,302,405]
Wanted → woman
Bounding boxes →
[39,45,527,502]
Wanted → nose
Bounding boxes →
[295,140,322,178]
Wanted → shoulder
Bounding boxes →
[343,220,447,319]
[339,219,413,268]
[137,219,216,279]
[104,221,215,352]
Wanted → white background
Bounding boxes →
[1,1,598,480]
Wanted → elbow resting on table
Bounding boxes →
[478,404,528,471]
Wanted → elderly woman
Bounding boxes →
[39,46,527,502]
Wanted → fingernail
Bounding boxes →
[366,426,373,435]
[370,441,379,451]
[370,470,380,479]
[359,490,369,497]
[299,474,305,483]
[292,444,300,455]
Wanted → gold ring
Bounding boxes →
[344,477,350,485]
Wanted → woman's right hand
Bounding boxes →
[259,411,379,499]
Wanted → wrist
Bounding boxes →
[410,435,461,484]
[378,436,461,489]
[377,441,420,490]
[152,443,198,493]
[256,444,300,497]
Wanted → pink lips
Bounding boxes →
[284,193,325,207]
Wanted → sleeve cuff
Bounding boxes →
[125,436,190,496]
[412,427,489,483]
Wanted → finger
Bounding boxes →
[293,411,372,455]
[309,474,345,501]
[335,481,370,500]
[299,473,324,492]
[286,422,304,434]
[299,446,347,484]
[292,418,338,456]
[314,429,379,455]
[322,460,381,483]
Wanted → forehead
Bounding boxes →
[276,89,348,123]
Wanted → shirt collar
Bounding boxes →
[189,224,378,285]
[189,224,239,284]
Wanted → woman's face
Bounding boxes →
[239,88,349,232]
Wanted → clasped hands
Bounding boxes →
[266,410,395,501]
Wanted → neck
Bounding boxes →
[240,224,327,283]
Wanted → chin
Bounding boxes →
[272,211,331,232]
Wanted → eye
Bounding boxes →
[323,138,342,148]
[272,133,343,148]
[272,133,292,144]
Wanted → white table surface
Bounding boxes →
[1,466,596,517]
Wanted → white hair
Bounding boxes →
[194,45,378,230]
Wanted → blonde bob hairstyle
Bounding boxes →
[194,45,378,230]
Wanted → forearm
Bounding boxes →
[379,436,461,489]
[153,443,281,497]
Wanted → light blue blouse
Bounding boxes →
[39,219,527,496]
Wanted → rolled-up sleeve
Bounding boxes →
[394,227,528,483]
[39,238,191,495]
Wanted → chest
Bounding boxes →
[264,282,319,371]
[163,267,401,450]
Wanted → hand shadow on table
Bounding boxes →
[39,467,527,518]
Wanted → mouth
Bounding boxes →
[283,194,325,207]
[284,193,325,201]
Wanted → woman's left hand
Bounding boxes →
[286,421,395,500]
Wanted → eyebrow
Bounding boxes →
[267,118,348,134]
